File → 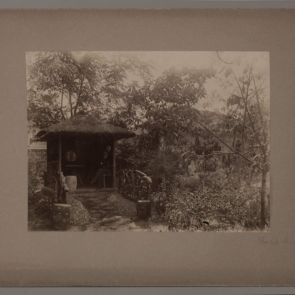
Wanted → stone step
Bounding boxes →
[70,191,136,226]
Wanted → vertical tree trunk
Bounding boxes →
[60,87,65,119]
[58,134,63,203]
[260,165,267,229]
[68,91,73,118]
[112,141,116,188]
[74,76,84,115]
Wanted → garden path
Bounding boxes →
[70,190,168,231]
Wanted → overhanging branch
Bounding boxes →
[194,112,262,170]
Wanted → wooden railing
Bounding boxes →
[118,169,152,202]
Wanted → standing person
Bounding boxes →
[90,146,111,187]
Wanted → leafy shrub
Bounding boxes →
[176,175,201,191]
[150,174,178,217]
[28,150,46,201]
[28,173,40,203]
[33,191,53,218]
[164,186,260,231]
[201,169,228,191]
[30,187,55,219]
[28,186,55,230]
[151,191,167,215]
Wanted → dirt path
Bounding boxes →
[69,190,168,232]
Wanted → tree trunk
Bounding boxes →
[260,165,267,229]
[60,87,65,119]
[74,76,84,115]
[68,91,73,118]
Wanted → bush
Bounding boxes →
[150,173,179,215]
[28,186,55,230]
[28,173,40,203]
[176,175,201,191]
[164,186,261,231]
[28,149,46,201]
[151,191,167,215]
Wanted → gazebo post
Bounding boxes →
[113,140,116,188]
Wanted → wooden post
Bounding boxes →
[113,140,116,188]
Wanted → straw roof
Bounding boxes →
[38,115,135,140]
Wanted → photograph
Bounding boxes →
[27,51,270,232]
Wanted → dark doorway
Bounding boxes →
[89,138,113,188]
[62,135,113,188]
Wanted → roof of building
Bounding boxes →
[37,115,135,140]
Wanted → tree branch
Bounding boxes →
[252,73,268,144]
[195,112,260,168]
[74,75,85,115]
[68,90,73,118]
[216,51,233,65]
[233,71,265,154]
[60,87,65,119]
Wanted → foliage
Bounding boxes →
[149,164,264,230]
[221,66,270,228]
[113,68,216,194]
[28,52,151,129]
[110,64,269,230]
[28,186,54,230]
[28,171,40,202]
[150,175,170,216]
[31,189,53,217]
[165,185,261,231]
[28,153,45,202]
[150,191,167,216]
[118,169,152,202]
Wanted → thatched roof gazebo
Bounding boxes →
[38,115,134,140]
[38,115,135,193]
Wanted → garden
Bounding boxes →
[27,51,270,231]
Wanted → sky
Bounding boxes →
[90,51,270,113]
[26,51,270,113]
[92,51,269,76]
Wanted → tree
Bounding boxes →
[222,66,270,228]
[111,67,215,184]
[27,52,151,128]
[28,52,97,127]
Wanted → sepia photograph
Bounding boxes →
[27,51,270,232]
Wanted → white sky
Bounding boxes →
[70,51,269,78]
[94,51,269,112]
